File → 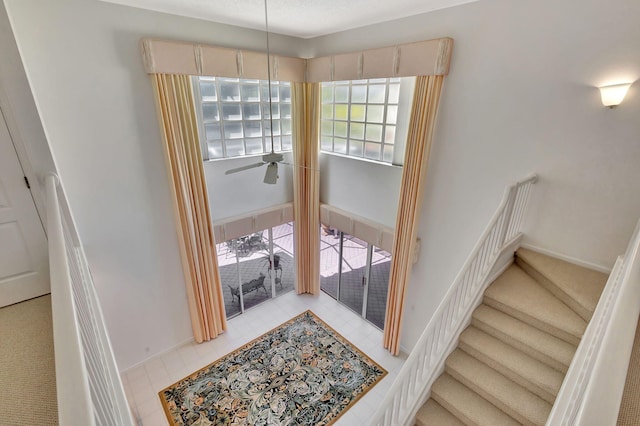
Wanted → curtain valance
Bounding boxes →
[141,38,307,81]
[212,203,294,243]
[320,204,395,253]
[140,37,453,80]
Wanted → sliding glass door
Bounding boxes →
[366,247,391,329]
[319,224,391,329]
[320,225,340,299]
[339,233,369,315]
[216,222,295,319]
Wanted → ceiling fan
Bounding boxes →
[224,151,284,184]
[225,0,284,185]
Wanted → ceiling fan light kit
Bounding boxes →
[264,162,279,184]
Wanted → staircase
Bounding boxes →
[415,248,608,426]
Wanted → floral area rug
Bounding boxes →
[159,310,387,425]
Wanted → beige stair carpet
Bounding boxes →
[445,349,551,425]
[415,399,464,426]
[516,248,608,321]
[431,373,520,426]
[484,265,586,345]
[458,326,563,404]
[0,295,58,425]
[416,249,608,425]
[472,304,576,373]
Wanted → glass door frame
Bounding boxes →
[324,230,383,329]
[220,223,294,319]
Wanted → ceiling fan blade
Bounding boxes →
[225,162,266,175]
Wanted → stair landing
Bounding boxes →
[516,248,607,321]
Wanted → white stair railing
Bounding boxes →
[371,174,538,426]
[46,175,134,426]
[547,217,640,426]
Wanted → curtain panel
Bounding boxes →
[142,37,454,353]
[152,74,227,342]
[384,75,445,355]
[292,82,321,295]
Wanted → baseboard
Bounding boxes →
[519,243,612,274]
[120,335,196,374]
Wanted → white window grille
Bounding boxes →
[193,76,292,160]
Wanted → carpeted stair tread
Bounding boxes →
[445,349,551,425]
[415,399,465,426]
[484,265,586,345]
[516,248,607,322]
[459,326,564,403]
[431,373,520,426]
[472,304,576,373]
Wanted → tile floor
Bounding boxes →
[121,291,407,425]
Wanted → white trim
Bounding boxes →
[47,175,134,425]
[519,243,612,274]
[319,150,402,168]
[406,236,520,425]
[547,217,640,425]
[371,174,537,426]
[47,176,94,426]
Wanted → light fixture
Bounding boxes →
[599,83,632,108]
[264,162,278,184]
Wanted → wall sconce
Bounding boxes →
[599,83,632,108]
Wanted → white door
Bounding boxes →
[0,110,49,307]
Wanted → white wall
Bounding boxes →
[320,153,402,228]
[6,0,640,366]
[0,4,56,224]
[4,0,306,370]
[309,0,640,350]
[205,153,294,222]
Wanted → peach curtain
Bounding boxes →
[291,82,321,295]
[384,75,445,355]
[151,74,227,342]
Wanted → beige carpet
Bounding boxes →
[618,315,640,425]
[416,249,607,426]
[0,295,58,425]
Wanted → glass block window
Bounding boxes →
[193,77,293,160]
[321,78,402,164]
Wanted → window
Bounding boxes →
[320,78,413,164]
[193,77,292,160]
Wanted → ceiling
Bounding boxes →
[100,0,479,39]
